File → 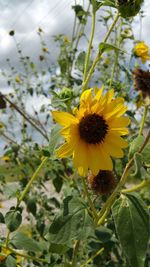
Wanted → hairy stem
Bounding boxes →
[82,12,120,90]
[83,7,96,84]
[122,179,150,193]
[139,106,148,136]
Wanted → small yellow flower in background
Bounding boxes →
[0,202,3,208]
[0,248,11,262]
[1,156,10,162]
[42,47,49,53]
[64,36,70,44]
[134,41,150,63]
[0,122,4,129]
[15,76,21,84]
[52,87,130,176]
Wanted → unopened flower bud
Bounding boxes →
[116,0,143,18]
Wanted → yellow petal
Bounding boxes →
[103,89,114,104]
[52,111,78,126]
[56,142,73,158]
[94,85,104,101]
[80,88,92,105]
[102,139,124,158]
[107,132,128,148]
[88,144,103,175]
[108,116,130,127]
[73,140,88,176]
[110,127,129,135]
[99,147,113,170]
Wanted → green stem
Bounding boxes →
[122,179,150,193]
[83,8,96,84]
[97,129,150,225]
[82,12,120,91]
[82,178,98,221]
[80,247,104,267]
[17,157,48,207]
[139,106,148,136]
[71,240,80,267]
[0,243,48,264]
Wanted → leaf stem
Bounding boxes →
[139,106,148,136]
[0,243,49,263]
[82,12,120,90]
[82,178,99,221]
[16,157,48,207]
[71,240,80,267]
[83,7,96,84]
[122,179,150,193]
[80,247,104,267]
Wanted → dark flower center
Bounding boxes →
[79,113,108,144]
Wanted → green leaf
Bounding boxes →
[95,226,113,242]
[112,193,149,267]
[3,183,20,199]
[0,212,4,223]
[26,197,37,216]
[131,152,143,178]
[5,255,16,267]
[99,43,125,54]
[75,51,86,73]
[49,124,62,154]
[49,243,68,254]
[11,232,41,252]
[5,209,22,232]
[141,143,150,165]
[129,135,144,159]
[47,197,92,244]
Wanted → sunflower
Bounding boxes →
[52,87,130,176]
[134,41,150,64]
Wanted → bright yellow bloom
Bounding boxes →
[15,76,21,84]
[0,248,11,262]
[1,156,10,162]
[52,87,130,176]
[0,122,4,129]
[134,41,150,63]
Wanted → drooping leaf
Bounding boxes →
[112,193,149,267]
[11,232,41,252]
[75,52,86,73]
[5,209,22,232]
[129,135,144,159]
[5,255,16,267]
[49,124,62,154]
[99,43,125,54]
[46,196,92,244]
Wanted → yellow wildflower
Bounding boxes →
[52,87,130,176]
[15,76,21,84]
[134,41,150,63]
[0,248,11,262]
[42,47,49,53]
[1,156,10,162]
[64,36,70,44]
[0,122,4,129]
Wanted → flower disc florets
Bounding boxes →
[52,87,130,176]
[79,114,108,144]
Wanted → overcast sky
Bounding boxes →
[0,0,150,153]
[0,0,150,74]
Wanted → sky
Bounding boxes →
[0,0,150,153]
